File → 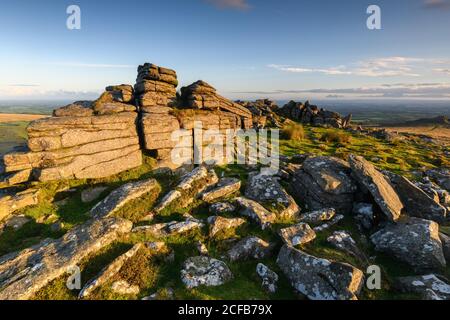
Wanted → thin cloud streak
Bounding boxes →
[205,0,251,10]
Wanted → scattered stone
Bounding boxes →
[50,221,64,233]
[89,178,160,218]
[207,216,246,238]
[313,214,345,232]
[181,256,233,289]
[79,243,142,299]
[196,241,209,255]
[245,170,300,219]
[256,263,279,293]
[132,219,203,238]
[370,217,446,272]
[142,288,175,300]
[0,217,132,300]
[426,169,450,191]
[81,186,108,203]
[299,208,336,225]
[0,169,32,187]
[153,190,182,213]
[352,203,374,230]
[395,274,450,300]
[291,156,357,214]
[235,197,276,230]
[201,178,241,202]
[227,236,274,262]
[349,155,403,222]
[0,188,40,222]
[277,245,364,300]
[327,231,367,264]
[386,172,447,223]
[278,223,316,247]
[111,280,140,296]
[209,202,236,215]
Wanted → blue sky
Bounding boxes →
[0,0,449,101]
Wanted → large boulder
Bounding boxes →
[386,172,447,223]
[181,256,233,289]
[0,217,132,300]
[370,217,446,272]
[89,178,160,219]
[291,156,357,214]
[277,245,364,300]
[245,170,300,219]
[349,155,403,222]
[394,274,450,300]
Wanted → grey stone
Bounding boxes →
[256,263,279,293]
[299,208,336,225]
[209,202,236,215]
[81,186,108,203]
[327,231,367,264]
[181,256,233,289]
[207,216,246,238]
[278,223,316,247]
[111,280,140,295]
[201,178,241,202]
[370,217,446,272]
[227,236,274,262]
[277,245,364,300]
[235,197,276,230]
[395,274,450,300]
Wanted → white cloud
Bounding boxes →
[434,68,450,75]
[205,0,251,10]
[268,57,450,78]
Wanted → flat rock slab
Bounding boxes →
[0,217,132,300]
[0,189,40,222]
[181,256,233,289]
[201,178,241,203]
[79,243,142,298]
[132,219,204,238]
[245,171,299,219]
[207,216,246,238]
[387,172,447,223]
[371,217,446,272]
[279,223,316,247]
[277,245,364,300]
[291,156,357,214]
[299,208,336,225]
[395,274,450,300]
[349,155,403,222]
[227,236,274,262]
[90,178,160,219]
[235,197,276,230]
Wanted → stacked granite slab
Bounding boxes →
[2,94,142,184]
[180,81,253,129]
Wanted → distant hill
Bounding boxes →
[401,115,449,127]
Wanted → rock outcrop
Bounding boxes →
[291,156,357,213]
[370,217,446,272]
[277,245,364,300]
[0,188,40,222]
[0,217,132,300]
[394,274,450,300]
[278,100,352,129]
[349,155,403,222]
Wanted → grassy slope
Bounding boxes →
[1,124,449,300]
[0,121,29,156]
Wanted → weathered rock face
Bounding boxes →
[277,245,364,300]
[235,197,277,230]
[201,178,241,203]
[370,217,446,272]
[209,202,236,215]
[53,101,94,117]
[349,155,403,222]
[395,274,450,300]
[181,256,233,289]
[207,216,246,238]
[256,263,279,293]
[291,156,357,214]
[352,203,374,230]
[0,217,132,300]
[278,223,316,247]
[0,188,40,222]
[439,233,450,263]
[278,100,352,129]
[89,178,160,219]
[227,236,274,262]
[245,171,300,219]
[3,112,142,183]
[386,172,447,222]
[426,169,450,192]
[237,99,282,128]
[132,219,204,238]
[79,243,142,298]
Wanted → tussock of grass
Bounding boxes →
[282,123,305,141]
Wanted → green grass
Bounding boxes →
[0,121,29,156]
